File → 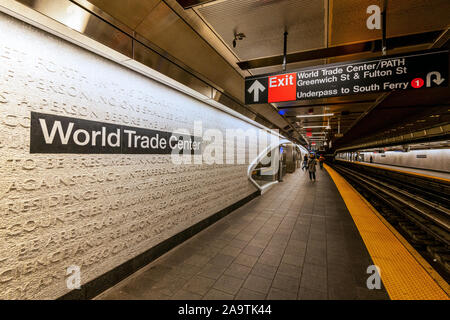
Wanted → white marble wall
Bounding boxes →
[0,13,273,299]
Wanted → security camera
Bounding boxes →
[232,32,245,48]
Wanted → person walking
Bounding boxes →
[307,154,317,181]
[318,154,325,169]
[302,154,308,171]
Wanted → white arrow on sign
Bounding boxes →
[426,71,445,87]
[247,80,265,102]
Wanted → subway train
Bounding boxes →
[336,148,450,173]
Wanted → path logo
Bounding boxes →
[268,73,296,103]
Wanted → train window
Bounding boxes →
[416,154,427,158]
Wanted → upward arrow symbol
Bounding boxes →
[247,80,265,102]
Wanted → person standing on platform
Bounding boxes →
[370,155,373,163]
[307,154,317,181]
[302,154,308,171]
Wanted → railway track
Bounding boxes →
[331,163,450,281]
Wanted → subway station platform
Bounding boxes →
[1,0,449,304]
[96,168,390,300]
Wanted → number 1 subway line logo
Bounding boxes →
[268,73,297,103]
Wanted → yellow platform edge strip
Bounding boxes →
[336,159,450,183]
[324,164,449,300]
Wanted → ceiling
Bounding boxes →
[190,0,450,150]
[196,0,326,61]
[336,87,450,148]
[193,0,450,73]
[83,0,450,150]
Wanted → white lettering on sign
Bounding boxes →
[380,59,406,68]
[269,74,295,88]
[39,119,73,145]
[383,82,409,90]
[39,118,121,147]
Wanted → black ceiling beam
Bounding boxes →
[293,117,359,120]
[381,103,450,110]
[288,119,360,123]
[286,112,363,117]
[237,30,443,70]
[175,0,218,9]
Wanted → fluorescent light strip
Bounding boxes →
[302,126,330,129]
[296,113,334,118]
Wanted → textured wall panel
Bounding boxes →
[0,12,274,299]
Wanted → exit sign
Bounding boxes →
[244,49,448,105]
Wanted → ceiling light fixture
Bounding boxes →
[296,113,334,118]
[302,126,330,129]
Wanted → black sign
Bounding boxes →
[245,49,449,104]
[30,112,201,154]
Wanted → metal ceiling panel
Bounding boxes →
[164,0,251,77]
[132,41,213,98]
[237,30,441,70]
[135,1,245,101]
[87,0,161,30]
[16,0,133,57]
[329,0,450,46]
[196,0,326,61]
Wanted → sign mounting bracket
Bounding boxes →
[282,31,288,71]
[382,0,388,56]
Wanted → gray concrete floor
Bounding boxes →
[96,168,389,300]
